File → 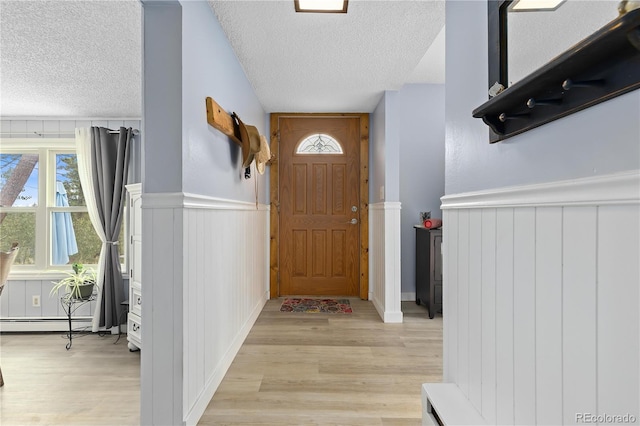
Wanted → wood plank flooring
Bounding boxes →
[0,331,140,425]
[199,299,442,425]
[0,300,442,425]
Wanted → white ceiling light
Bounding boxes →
[510,0,566,12]
[295,0,348,13]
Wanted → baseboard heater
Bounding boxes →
[0,317,92,332]
[422,383,487,426]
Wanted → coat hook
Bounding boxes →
[562,79,605,91]
[527,97,563,108]
[498,112,529,122]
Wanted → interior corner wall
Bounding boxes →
[370,92,403,323]
[398,84,445,297]
[384,91,400,203]
[371,94,387,204]
[439,1,640,424]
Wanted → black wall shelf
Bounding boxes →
[474,7,640,143]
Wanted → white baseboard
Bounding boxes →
[372,295,384,321]
[383,310,403,323]
[372,295,403,323]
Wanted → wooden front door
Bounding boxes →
[273,115,367,297]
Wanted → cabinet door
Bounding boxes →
[125,183,142,351]
[129,191,142,288]
[433,233,442,282]
[415,228,430,304]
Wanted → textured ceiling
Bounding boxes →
[0,0,142,118]
[0,0,444,118]
[209,0,445,112]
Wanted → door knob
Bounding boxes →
[348,218,358,225]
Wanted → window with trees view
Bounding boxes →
[0,139,124,272]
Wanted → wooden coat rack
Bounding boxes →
[205,96,276,166]
[205,96,242,146]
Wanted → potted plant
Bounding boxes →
[50,263,97,300]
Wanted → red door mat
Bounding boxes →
[280,298,352,313]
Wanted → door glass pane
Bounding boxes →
[296,134,343,154]
[56,154,84,206]
[0,153,39,207]
[0,212,36,265]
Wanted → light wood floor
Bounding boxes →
[0,300,442,426]
[199,299,442,425]
[0,331,140,425]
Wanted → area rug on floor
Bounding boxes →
[280,298,352,313]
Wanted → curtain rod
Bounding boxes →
[0,129,140,136]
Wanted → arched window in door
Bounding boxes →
[295,133,343,154]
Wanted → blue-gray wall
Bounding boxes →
[371,91,401,203]
[143,1,267,201]
[181,1,267,202]
[371,92,388,203]
[445,1,640,195]
[399,84,445,294]
[142,1,183,194]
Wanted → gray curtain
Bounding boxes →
[91,127,132,329]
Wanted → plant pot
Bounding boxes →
[74,282,95,300]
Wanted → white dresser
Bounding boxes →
[125,183,142,351]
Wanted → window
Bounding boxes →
[0,139,124,273]
[296,133,343,154]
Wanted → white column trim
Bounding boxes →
[370,201,403,323]
[383,202,403,323]
[441,170,640,209]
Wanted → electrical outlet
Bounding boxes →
[32,295,41,307]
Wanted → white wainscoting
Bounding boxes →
[141,193,269,426]
[370,202,403,323]
[430,170,640,425]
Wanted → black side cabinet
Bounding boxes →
[415,226,443,319]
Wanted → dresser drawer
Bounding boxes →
[128,313,142,344]
[131,285,142,317]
